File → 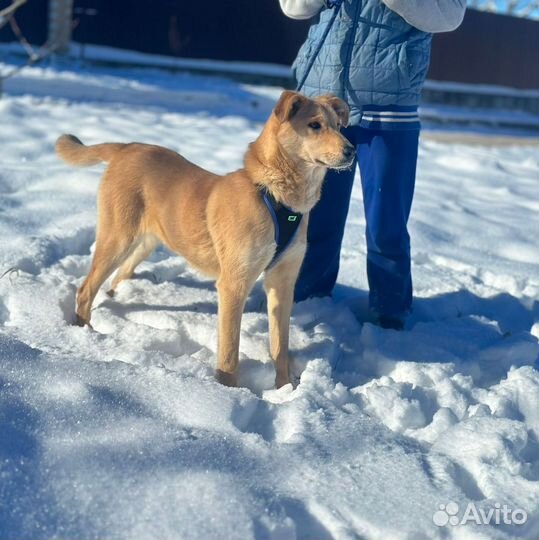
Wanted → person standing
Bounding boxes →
[280,0,466,329]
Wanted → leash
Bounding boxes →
[262,2,343,265]
[296,0,344,92]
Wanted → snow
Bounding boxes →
[419,104,539,130]
[0,53,538,540]
[1,41,294,79]
[422,79,539,100]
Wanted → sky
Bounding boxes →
[469,0,539,19]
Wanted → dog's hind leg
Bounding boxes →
[264,251,304,388]
[107,234,159,297]
[76,234,134,326]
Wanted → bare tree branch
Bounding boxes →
[0,0,26,19]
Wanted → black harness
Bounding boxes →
[260,189,303,269]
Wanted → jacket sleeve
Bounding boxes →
[381,0,466,33]
[279,0,325,20]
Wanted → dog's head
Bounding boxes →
[272,91,354,170]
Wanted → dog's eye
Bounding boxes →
[308,122,321,131]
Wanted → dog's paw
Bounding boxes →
[275,374,290,389]
[74,313,93,330]
[216,369,238,388]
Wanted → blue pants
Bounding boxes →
[294,126,419,318]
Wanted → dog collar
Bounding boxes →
[260,189,303,269]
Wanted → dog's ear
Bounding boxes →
[319,95,350,127]
[274,91,306,123]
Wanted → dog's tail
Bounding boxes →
[55,134,126,166]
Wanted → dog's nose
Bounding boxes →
[343,144,355,161]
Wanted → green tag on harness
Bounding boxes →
[260,188,303,268]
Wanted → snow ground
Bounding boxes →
[0,56,538,540]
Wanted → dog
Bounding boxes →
[55,90,354,388]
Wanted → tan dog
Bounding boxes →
[56,90,353,388]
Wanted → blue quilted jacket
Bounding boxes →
[293,0,432,130]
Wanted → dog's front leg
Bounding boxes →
[215,276,251,387]
[264,254,303,388]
